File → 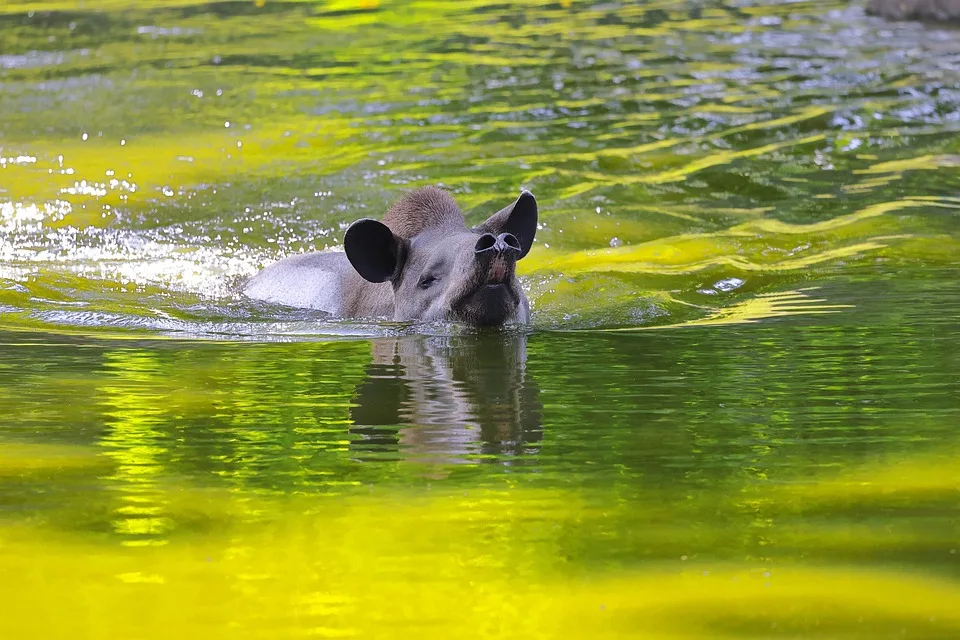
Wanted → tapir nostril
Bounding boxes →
[499,233,521,252]
[474,233,497,253]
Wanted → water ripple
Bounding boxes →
[0,0,959,335]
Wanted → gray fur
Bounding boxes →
[243,186,538,326]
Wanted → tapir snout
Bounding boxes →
[474,232,521,286]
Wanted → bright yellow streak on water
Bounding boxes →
[610,288,852,329]
[1,446,957,639]
[0,465,960,638]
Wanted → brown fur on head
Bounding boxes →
[381,186,465,239]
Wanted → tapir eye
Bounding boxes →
[418,275,439,289]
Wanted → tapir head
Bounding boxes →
[344,191,538,326]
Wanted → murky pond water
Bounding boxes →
[1,1,959,638]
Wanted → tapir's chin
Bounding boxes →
[454,282,520,326]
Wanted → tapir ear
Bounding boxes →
[344,219,408,283]
[478,190,538,259]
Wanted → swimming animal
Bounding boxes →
[244,186,538,326]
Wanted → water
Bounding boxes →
[1,1,959,637]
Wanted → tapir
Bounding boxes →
[243,186,538,326]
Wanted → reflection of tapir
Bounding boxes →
[349,334,542,462]
[244,187,538,326]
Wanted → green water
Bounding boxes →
[1,1,959,638]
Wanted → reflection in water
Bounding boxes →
[0,284,959,637]
[98,350,172,546]
[350,334,542,462]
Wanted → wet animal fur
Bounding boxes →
[381,186,466,238]
[243,186,537,324]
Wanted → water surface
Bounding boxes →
[1,1,959,638]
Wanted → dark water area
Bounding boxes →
[1,1,959,637]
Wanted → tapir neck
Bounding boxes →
[342,269,395,318]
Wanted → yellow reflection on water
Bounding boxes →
[0,443,107,476]
[0,464,958,639]
[636,288,853,329]
[99,350,174,546]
